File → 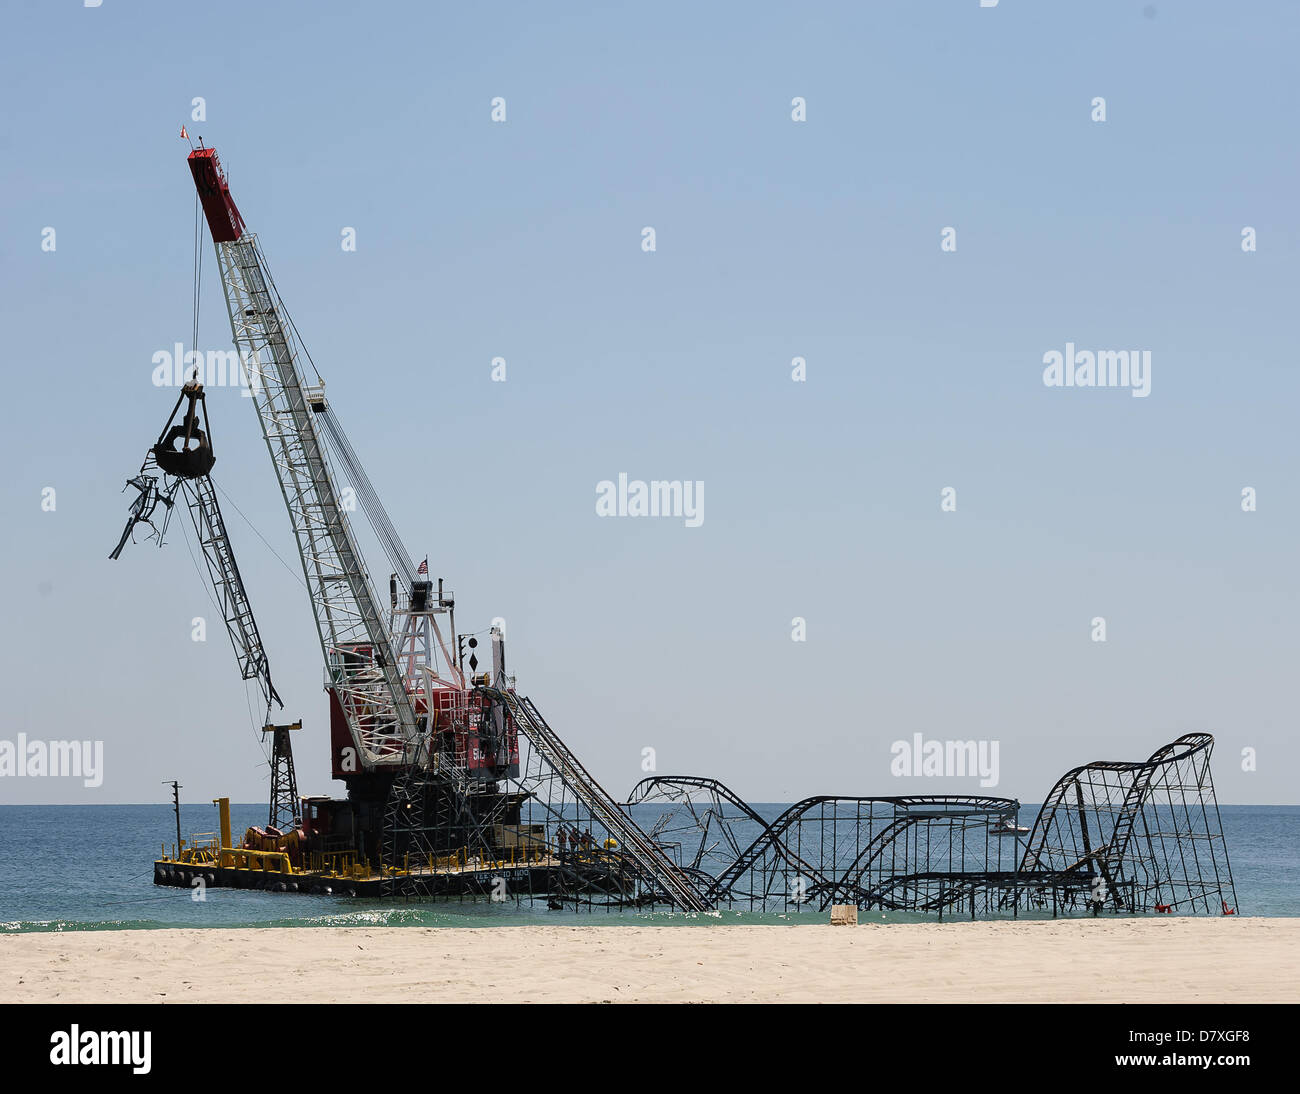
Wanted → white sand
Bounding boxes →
[2,918,1295,1004]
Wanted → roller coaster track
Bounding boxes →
[626,774,776,872]
[627,774,771,827]
[846,871,983,913]
[711,794,1021,906]
[627,737,1235,917]
[1022,734,1211,872]
[700,796,848,905]
[630,778,1020,908]
[817,814,931,908]
[1019,732,1232,914]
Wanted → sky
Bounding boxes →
[0,1,1297,807]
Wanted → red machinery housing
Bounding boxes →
[187,148,245,243]
[328,676,520,781]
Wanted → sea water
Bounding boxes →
[1,803,1295,932]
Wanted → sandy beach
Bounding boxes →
[1,917,1296,1004]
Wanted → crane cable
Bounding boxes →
[254,233,416,588]
[250,237,418,583]
[191,189,203,367]
[254,236,324,385]
[174,496,273,767]
[317,405,416,588]
[211,478,307,592]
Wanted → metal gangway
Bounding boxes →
[492,690,711,912]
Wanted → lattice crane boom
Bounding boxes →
[109,379,282,713]
[188,147,419,769]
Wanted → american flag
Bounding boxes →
[416,558,428,575]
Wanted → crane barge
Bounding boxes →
[117,142,709,909]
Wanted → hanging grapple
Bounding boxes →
[152,380,215,479]
[108,380,214,559]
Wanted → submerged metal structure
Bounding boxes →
[626,782,1024,914]
[1018,732,1236,916]
[626,734,1238,917]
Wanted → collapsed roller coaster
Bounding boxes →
[626,733,1238,917]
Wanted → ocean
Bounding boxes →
[1,803,1296,932]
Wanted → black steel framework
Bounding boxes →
[622,734,1237,917]
[264,721,301,831]
[1017,732,1237,916]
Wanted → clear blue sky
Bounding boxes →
[1,1,1297,805]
